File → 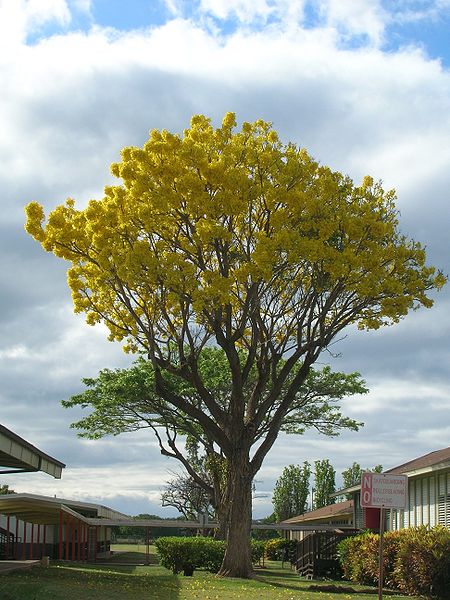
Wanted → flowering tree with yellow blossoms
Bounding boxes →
[25,113,445,577]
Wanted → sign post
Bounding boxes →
[360,472,408,600]
[378,506,385,600]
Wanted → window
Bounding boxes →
[438,472,450,527]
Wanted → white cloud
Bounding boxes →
[416,426,450,448]
[70,0,91,15]
[318,0,387,46]
[388,0,450,25]
[199,0,279,23]
[343,379,450,415]
[0,0,71,47]
[0,345,30,359]
[6,463,174,513]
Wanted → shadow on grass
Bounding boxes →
[252,565,315,593]
[92,550,159,566]
[253,568,392,597]
[0,564,183,600]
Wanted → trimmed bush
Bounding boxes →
[251,540,266,565]
[155,536,269,575]
[393,526,450,598]
[338,532,378,585]
[264,538,297,562]
[336,535,357,581]
[337,526,450,599]
[155,536,208,575]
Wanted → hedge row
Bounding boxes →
[154,537,266,575]
[337,526,450,599]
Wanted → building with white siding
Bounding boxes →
[337,446,450,531]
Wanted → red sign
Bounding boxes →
[360,472,408,509]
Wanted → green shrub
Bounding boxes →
[155,536,207,575]
[336,536,355,581]
[393,526,450,599]
[251,540,266,565]
[338,526,450,599]
[264,538,297,561]
[202,538,226,572]
[379,530,405,589]
[155,536,269,575]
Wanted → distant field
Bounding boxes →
[0,547,419,600]
[108,543,158,564]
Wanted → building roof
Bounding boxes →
[0,492,355,532]
[334,446,450,497]
[281,500,353,525]
[0,493,129,525]
[0,424,65,478]
[385,446,450,475]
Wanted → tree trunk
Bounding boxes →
[218,450,253,578]
[212,469,230,541]
[214,500,230,541]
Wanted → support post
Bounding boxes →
[145,527,150,565]
[22,522,27,560]
[71,518,76,560]
[94,526,98,562]
[15,518,19,559]
[31,523,35,559]
[77,520,81,561]
[37,524,41,558]
[6,516,10,559]
[59,510,63,560]
[81,524,85,561]
[378,507,385,600]
[43,525,46,559]
[65,515,70,560]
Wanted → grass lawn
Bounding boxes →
[0,545,418,600]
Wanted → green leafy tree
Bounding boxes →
[340,462,383,499]
[342,462,364,490]
[272,462,311,521]
[0,484,14,495]
[63,352,366,540]
[313,459,336,509]
[26,113,444,577]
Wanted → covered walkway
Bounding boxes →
[0,423,65,478]
[0,494,128,561]
[0,493,357,564]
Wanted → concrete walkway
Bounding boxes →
[0,560,40,575]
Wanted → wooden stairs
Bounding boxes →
[293,530,358,579]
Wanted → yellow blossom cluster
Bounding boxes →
[25,113,445,351]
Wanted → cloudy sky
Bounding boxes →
[1,0,450,519]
